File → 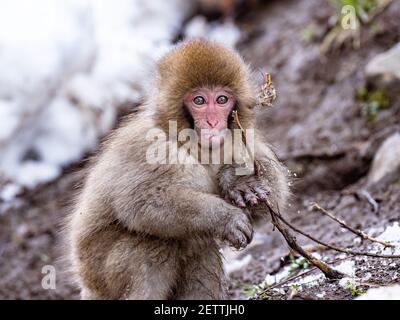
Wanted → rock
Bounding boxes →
[356,285,400,300]
[367,132,400,186]
[366,43,400,83]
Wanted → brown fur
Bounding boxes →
[153,39,255,134]
[67,39,288,300]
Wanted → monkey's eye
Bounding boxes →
[193,96,205,105]
[216,95,228,104]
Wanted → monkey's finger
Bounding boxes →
[229,190,246,208]
[236,220,253,244]
[243,191,258,206]
[226,231,246,249]
[252,183,270,193]
[238,185,258,206]
[253,186,270,201]
[236,234,248,249]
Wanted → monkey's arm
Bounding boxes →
[218,141,289,212]
[112,182,253,249]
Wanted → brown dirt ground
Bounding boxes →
[0,0,399,300]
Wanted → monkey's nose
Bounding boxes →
[207,119,219,128]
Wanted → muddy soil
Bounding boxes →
[0,0,399,300]
[228,0,400,299]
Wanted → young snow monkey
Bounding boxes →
[67,39,289,299]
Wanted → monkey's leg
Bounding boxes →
[175,244,227,300]
[118,236,183,300]
[125,258,179,300]
[76,226,180,300]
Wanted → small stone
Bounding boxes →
[366,43,400,83]
[367,132,400,186]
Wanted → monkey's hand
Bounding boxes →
[217,206,253,250]
[218,154,289,211]
[226,175,270,208]
[218,164,271,208]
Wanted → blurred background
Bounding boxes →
[0,0,399,300]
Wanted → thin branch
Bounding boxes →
[267,205,344,279]
[255,255,355,299]
[275,208,400,259]
[310,202,391,247]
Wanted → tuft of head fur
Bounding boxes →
[151,39,257,134]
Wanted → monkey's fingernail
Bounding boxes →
[259,193,268,200]
[264,188,271,195]
[244,194,257,205]
[254,187,269,199]
[250,198,258,205]
[237,200,246,207]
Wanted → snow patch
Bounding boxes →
[0,183,22,202]
[0,0,192,193]
[339,277,357,289]
[184,16,241,47]
[334,260,355,277]
[289,272,324,287]
[224,254,252,275]
[371,222,400,255]
[357,285,400,300]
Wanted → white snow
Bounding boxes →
[339,277,357,289]
[289,272,324,287]
[334,260,356,277]
[264,269,291,286]
[224,254,252,275]
[0,0,193,192]
[263,253,324,288]
[362,272,372,281]
[0,183,21,202]
[184,15,241,48]
[371,222,400,255]
[356,285,400,300]
[15,161,61,188]
[376,222,400,243]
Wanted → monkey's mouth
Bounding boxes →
[200,129,227,146]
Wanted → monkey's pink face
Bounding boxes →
[184,86,235,147]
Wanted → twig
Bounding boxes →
[310,202,391,247]
[256,255,355,299]
[256,202,400,301]
[267,205,345,279]
[365,0,393,23]
[275,209,400,259]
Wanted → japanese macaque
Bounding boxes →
[67,39,289,300]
